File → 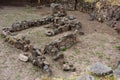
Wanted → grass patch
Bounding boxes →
[95,75,116,80]
[61,47,67,51]
[96,52,103,59]
[0,34,4,39]
[114,45,120,50]
[106,56,111,61]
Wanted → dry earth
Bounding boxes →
[0,6,120,80]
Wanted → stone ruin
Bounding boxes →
[45,15,82,36]
[89,0,120,31]
[44,32,78,71]
[53,0,97,13]
[1,3,82,76]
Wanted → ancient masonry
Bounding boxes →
[89,0,120,31]
[1,3,82,76]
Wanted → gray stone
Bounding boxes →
[68,15,76,20]
[89,62,113,76]
[77,74,95,80]
[19,54,29,62]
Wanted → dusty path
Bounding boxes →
[0,6,120,80]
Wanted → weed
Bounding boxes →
[114,45,120,50]
[0,34,4,39]
[106,56,111,61]
[61,47,67,51]
[96,52,103,59]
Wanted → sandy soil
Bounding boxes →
[0,6,120,80]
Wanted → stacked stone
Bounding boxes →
[9,16,54,32]
[44,33,77,71]
[1,3,84,75]
[77,0,97,13]
[89,0,120,28]
[51,3,67,17]
[29,46,52,76]
[1,27,52,76]
[46,3,82,36]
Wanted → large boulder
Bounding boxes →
[89,62,113,76]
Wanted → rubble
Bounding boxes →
[89,0,120,29]
[45,16,82,36]
[10,16,53,32]
[50,3,67,17]
[44,33,77,55]
[89,62,113,76]
[1,2,84,76]
[44,33,77,72]
[1,29,52,75]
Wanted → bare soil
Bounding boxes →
[0,6,120,80]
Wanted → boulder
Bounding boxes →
[89,62,113,76]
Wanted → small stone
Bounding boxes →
[89,62,113,76]
[19,54,28,62]
[63,63,70,71]
[77,74,95,80]
[68,15,76,20]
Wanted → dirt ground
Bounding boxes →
[0,6,120,80]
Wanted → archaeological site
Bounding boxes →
[0,0,120,80]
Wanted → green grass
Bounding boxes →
[61,47,67,51]
[96,52,103,59]
[0,34,4,39]
[106,56,111,61]
[114,45,120,50]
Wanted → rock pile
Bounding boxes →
[1,29,52,75]
[51,3,67,17]
[1,3,83,76]
[89,0,120,30]
[10,16,53,32]
[44,33,77,71]
[53,0,97,13]
[45,16,82,36]
[45,3,82,36]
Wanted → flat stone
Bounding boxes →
[77,74,95,80]
[89,62,113,76]
[19,54,28,62]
